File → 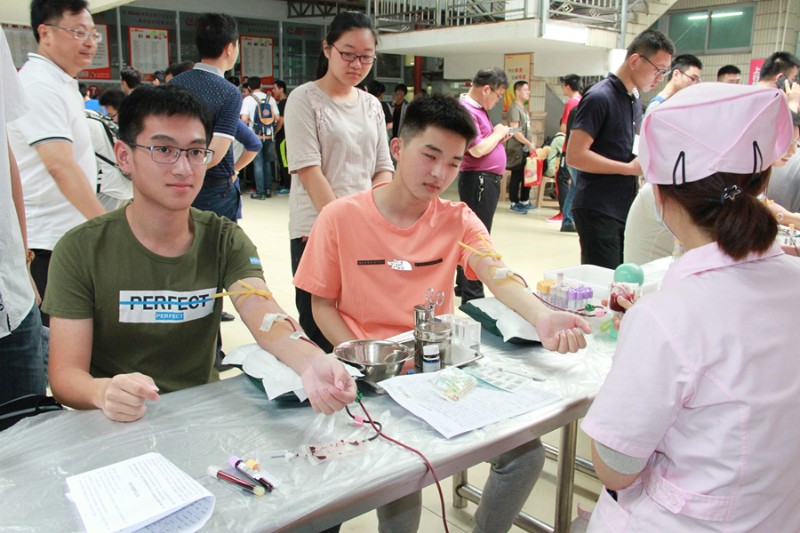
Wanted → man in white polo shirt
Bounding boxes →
[7,0,106,326]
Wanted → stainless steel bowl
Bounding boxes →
[334,340,412,384]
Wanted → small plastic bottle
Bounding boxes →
[422,344,441,373]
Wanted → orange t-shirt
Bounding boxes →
[294,188,490,340]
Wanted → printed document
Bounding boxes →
[380,373,562,439]
[66,452,214,533]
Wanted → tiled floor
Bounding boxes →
[222,182,602,532]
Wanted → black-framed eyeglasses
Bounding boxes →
[493,88,506,100]
[639,55,669,77]
[45,24,102,43]
[125,143,214,165]
[330,43,376,65]
[681,71,702,84]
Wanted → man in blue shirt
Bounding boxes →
[171,13,244,222]
[567,29,673,268]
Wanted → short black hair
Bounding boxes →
[274,79,287,92]
[227,76,240,87]
[394,83,408,95]
[400,93,477,145]
[118,85,214,146]
[317,11,377,79]
[78,82,88,97]
[761,51,800,80]
[626,29,675,59]
[31,0,89,42]
[153,70,166,84]
[559,74,581,92]
[472,67,508,90]
[667,54,702,81]
[367,79,386,97]
[245,76,262,91]
[166,61,194,79]
[120,66,142,89]
[98,88,125,109]
[195,13,239,60]
[717,64,741,79]
[513,80,528,92]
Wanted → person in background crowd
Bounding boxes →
[548,73,583,227]
[272,79,291,194]
[285,11,393,353]
[757,51,800,89]
[716,64,741,84]
[165,60,194,82]
[646,54,702,114]
[567,29,674,269]
[454,66,510,303]
[98,88,124,121]
[367,79,393,136]
[240,76,279,200]
[506,80,536,214]
[79,82,101,113]
[7,0,106,326]
[390,82,409,139]
[120,65,141,95]
[152,69,165,85]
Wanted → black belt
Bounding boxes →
[461,170,503,182]
[203,177,231,188]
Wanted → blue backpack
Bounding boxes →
[251,94,274,139]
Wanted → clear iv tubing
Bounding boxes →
[357,400,450,533]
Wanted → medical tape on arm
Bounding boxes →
[457,236,527,288]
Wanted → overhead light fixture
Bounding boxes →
[711,11,743,18]
[687,10,743,21]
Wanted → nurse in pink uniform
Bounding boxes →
[582,83,800,532]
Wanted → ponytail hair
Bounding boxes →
[657,169,776,260]
[316,11,377,80]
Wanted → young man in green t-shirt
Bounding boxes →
[43,85,356,422]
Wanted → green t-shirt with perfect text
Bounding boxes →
[43,207,264,393]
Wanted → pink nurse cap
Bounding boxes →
[639,83,794,185]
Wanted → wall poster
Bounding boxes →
[129,26,169,76]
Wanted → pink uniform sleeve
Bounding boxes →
[582,302,693,459]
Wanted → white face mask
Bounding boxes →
[652,187,677,239]
[652,187,686,256]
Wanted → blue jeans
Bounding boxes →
[253,139,275,195]
[192,181,239,221]
[0,304,46,404]
[562,165,578,225]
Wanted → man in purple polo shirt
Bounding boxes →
[455,67,511,303]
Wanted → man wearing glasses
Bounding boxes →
[566,29,674,269]
[8,0,106,325]
[44,85,357,422]
[455,67,511,304]
[646,54,703,114]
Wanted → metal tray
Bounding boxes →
[360,342,484,395]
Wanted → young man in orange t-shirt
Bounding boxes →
[294,93,589,533]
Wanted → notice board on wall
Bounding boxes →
[240,35,274,84]
[2,24,36,69]
[129,26,169,75]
